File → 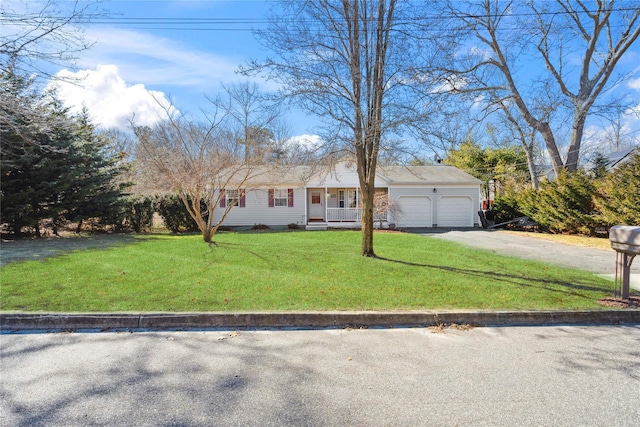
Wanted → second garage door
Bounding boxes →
[438,196,473,227]
[396,196,432,227]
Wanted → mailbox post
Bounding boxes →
[609,225,640,299]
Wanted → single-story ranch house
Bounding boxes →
[213,161,482,230]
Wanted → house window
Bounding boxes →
[348,189,360,208]
[338,190,345,208]
[312,192,321,204]
[274,189,288,207]
[269,188,294,207]
[226,190,239,207]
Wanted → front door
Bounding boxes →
[308,190,325,221]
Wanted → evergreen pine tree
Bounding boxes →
[1,69,128,235]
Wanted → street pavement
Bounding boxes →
[2,326,639,426]
[419,229,640,290]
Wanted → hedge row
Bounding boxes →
[491,152,639,235]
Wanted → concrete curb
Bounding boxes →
[1,310,639,332]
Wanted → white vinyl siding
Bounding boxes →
[214,188,305,226]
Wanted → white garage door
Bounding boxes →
[396,196,432,227]
[438,196,473,227]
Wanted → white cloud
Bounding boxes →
[469,46,492,61]
[47,64,176,130]
[625,103,640,125]
[629,77,640,91]
[286,134,323,150]
[430,75,468,94]
[79,27,273,90]
[471,94,486,110]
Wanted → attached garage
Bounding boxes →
[395,196,432,227]
[383,165,482,229]
[437,196,474,227]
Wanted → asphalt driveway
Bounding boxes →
[412,229,640,290]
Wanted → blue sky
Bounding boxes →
[29,0,319,138]
[4,0,640,155]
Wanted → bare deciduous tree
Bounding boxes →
[373,191,402,229]
[444,0,640,174]
[1,0,104,79]
[602,112,639,151]
[491,101,544,189]
[134,98,274,244]
[243,0,441,256]
[223,82,286,163]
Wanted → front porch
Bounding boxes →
[305,218,389,230]
[305,221,360,231]
[306,187,388,230]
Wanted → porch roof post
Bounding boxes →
[325,187,328,222]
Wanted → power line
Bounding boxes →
[2,7,638,33]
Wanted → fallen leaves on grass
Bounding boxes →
[598,297,640,309]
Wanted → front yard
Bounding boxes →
[0,231,617,312]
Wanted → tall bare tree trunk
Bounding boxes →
[565,111,587,172]
[524,143,540,190]
[537,123,564,176]
[360,181,375,256]
[202,227,214,244]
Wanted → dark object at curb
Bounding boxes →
[1,310,639,333]
[478,210,536,230]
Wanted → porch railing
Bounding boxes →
[326,208,387,222]
[327,208,361,222]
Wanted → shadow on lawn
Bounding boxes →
[0,234,164,267]
[375,256,608,297]
[214,241,270,262]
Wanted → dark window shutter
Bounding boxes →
[239,189,246,208]
[220,190,226,208]
[268,189,274,207]
[288,188,294,207]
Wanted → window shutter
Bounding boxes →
[268,189,274,207]
[288,188,294,207]
[239,189,246,208]
[220,190,226,208]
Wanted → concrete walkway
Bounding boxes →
[416,229,639,290]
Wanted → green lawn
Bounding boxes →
[0,231,617,312]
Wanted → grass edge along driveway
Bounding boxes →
[0,231,619,312]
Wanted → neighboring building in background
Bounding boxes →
[536,146,639,182]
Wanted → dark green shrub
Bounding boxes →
[124,196,154,232]
[491,195,524,225]
[99,196,154,232]
[155,194,201,233]
[595,152,640,226]
[518,170,597,235]
[252,224,271,230]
